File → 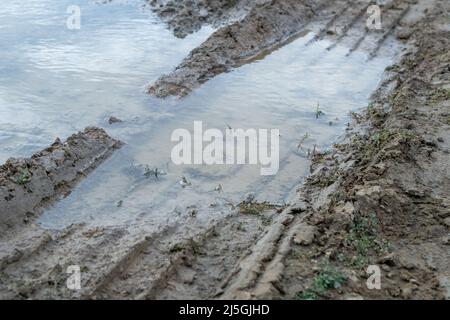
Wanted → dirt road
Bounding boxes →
[0,0,448,299]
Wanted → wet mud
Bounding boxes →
[0,0,448,300]
[0,127,122,234]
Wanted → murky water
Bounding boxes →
[0,0,212,161]
[1,0,391,229]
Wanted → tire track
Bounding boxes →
[368,4,411,59]
[305,0,356,46]
[327,2,372,51]
[151,211,276,300]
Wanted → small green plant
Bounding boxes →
[372,129,391,148]
[359,129,418,163]
[385,64,400,72]
[445,115,450,125]
[298,289,319,300]
[349,111,363,122]
[312,168,339,188]
[347,212,389,269]
[187,238,203,256]
[296,264,347,300]
[366,102,386,120]
[16,168,32,185]
[315,102,325,119]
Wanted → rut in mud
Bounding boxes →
[0,0,449,300]
[0,203,280,299]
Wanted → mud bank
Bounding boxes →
[223,2,449,299]
[0,127,123,234]
[147,0,254,38]
[147,0,433,98]
[147,0,332,97]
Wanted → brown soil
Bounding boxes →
[147,0,332,97]
[221,1,450,300]
[0,0,448,300]
[146,0,436,98]
[0,127,123,235]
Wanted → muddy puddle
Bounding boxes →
[0,0,212,162]
[1,0,391,230]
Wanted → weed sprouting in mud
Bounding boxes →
[366,102,386,122]
[372,129,392,149]
[238,196,279,215]
[349,111,364,123]
[16,168,32,185]
[297,133,310,152]
[429,88,450,104]
[296,133,319,160]
[385,64,401,72]
[169,243,185,253]
[237,197,283,228]
[236,194,282,226]
[170,239,203,255]
[315,102,325,119]
[310,164,339,188]
[346,213,390,269]
[352,128,419,164]
[296,263,347,300]
[238,201,275,215]
[144,166,166,180]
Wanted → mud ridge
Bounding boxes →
[147,0,338,98]
[0,127,123,235]
[227,0,449,299]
